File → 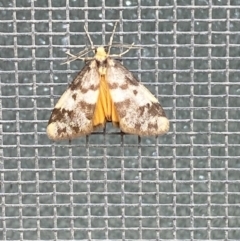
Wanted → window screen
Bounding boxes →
[1,0,240,240]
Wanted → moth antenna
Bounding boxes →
[108,21,119,55]
[84,25,95,53]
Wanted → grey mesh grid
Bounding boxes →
[1,0,240,240]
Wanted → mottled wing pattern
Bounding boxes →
[106,58,169,136]
[47,60,100,140]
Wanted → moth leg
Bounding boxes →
[110,42,135,58]
[62,50,94,64]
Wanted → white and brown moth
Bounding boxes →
[47,23,169,141]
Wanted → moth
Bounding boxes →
[47,23,169,141]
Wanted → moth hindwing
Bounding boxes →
[47,24,169,141]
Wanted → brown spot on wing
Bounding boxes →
[62,108,73,115]
[148,123,158,130]
[48,108,73,125]
[114,99,131,118]
[108,82,119,89]
[57,127,66,136]
[125,75,139,86]
[72,93,77,100]
[134,123,141,131]
[120,83,128,89]
[138,105,145,116]
[72,126,80,133]
[55,125,80,140]
[80,84,99,93]
[79,101,94,109]
[133,90,138,95]
[150,103,166,117]
[137,103,166,117]
[108,79,133,91]
[78,101,95,120]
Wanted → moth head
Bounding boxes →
[94,46,108,61]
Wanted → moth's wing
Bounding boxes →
[47,60,100,140]
[106,58,169,136]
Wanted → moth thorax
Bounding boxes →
[96,59,107,75]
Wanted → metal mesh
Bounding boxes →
[1,0,240,240]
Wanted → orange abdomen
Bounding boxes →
[93,75,119,128]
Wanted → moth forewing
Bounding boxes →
[46,60,101,140]
[105,58,169,136]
